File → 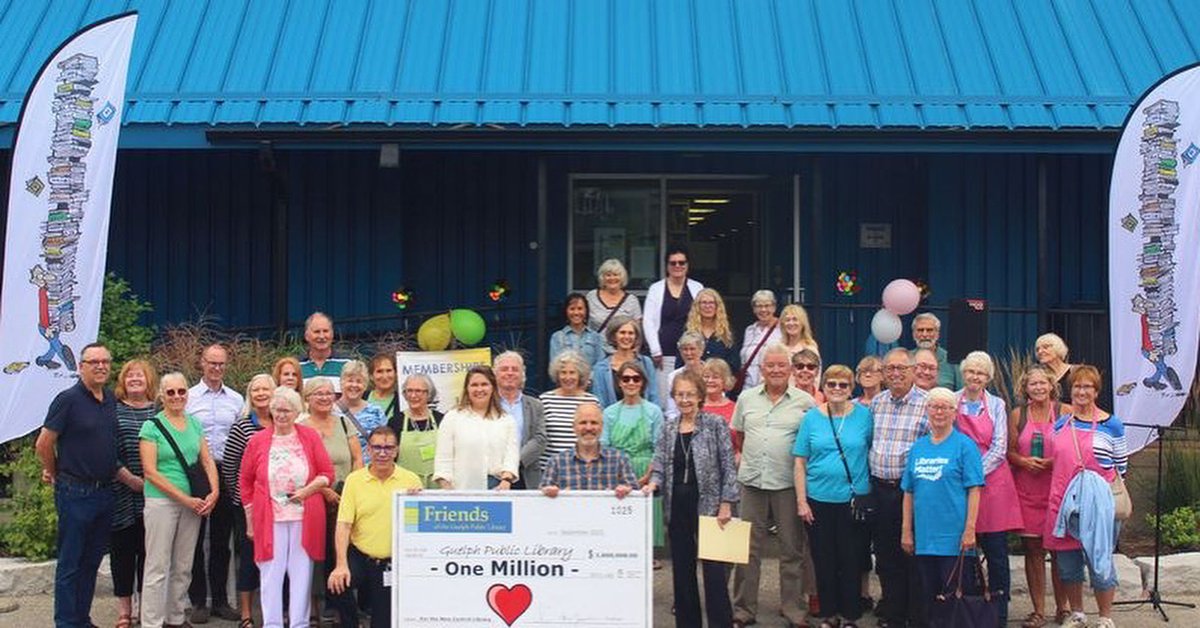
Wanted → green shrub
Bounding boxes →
[1160,442,1200,513]
[99,273,154,366]
[1145,506,1200,550]
[0,438,57,560]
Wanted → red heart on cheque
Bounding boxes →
[486,583,533,626]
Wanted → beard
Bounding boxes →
[915,339,936,350]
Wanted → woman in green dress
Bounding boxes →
[602,360,665,547]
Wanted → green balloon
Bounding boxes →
[450,309,487,346]
[417,314,452,351]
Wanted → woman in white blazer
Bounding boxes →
[642,245,703,404]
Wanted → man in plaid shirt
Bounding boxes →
[540,403,638,497]
[869,348,930,628]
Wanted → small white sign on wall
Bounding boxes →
[860,223,892,249]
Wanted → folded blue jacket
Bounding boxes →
[1052,468,1116,581]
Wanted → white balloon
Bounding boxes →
[871,309,903,344]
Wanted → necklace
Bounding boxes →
[678,418,696,484]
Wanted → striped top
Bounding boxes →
[1053,414,1129,476]
[112,401,156,530]
[537,391,600,470]
[220,413,266,506]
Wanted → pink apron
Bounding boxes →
[1043,419,1115,551]
[956,394,1023,533]
[1012,413,1056,536]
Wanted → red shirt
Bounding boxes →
[240,424,334,563]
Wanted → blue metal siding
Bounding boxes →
[3,0,1198,132]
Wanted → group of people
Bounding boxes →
[38,248,1129,628]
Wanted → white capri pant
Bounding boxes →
[258,520,313,628]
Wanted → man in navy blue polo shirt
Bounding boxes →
[36,343,139,628]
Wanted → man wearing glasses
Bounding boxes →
[868,348,930,628]
[328,426,422,628]
[37,343,141,628]
[186,344,245,622]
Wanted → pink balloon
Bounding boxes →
[882,279,921,315]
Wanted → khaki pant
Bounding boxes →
[733,485,816,624]
[141,497,202,628]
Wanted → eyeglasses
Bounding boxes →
[825,381,851,390]
[271,407,296,415]
[883,365,911,372]
[308,391,335,399]
[915,364,937,372]
[667,260,688,267]
[369,444,398,452]
[81,359,112,367]
[792,363,819,371]
[204,361,227,369]
[856,368,881,375]
[620,375,643,383]
[403,388,429,395]
[673,392,699,400]
[164,388,187,397]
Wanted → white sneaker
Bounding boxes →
[1060,614,1088,628]
[1095,617,1116,628]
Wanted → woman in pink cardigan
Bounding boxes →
[240,386,334,628]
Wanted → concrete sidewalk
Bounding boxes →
[2,556,1198,626]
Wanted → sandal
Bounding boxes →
[115,615,133,628]
[1021,611,1046,628]
[238,620,254,628]
[1054,608,1071,625]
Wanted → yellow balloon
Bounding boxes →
[417,313,452,351]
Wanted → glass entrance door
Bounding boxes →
[667,182,763,330]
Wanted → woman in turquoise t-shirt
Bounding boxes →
[900,386,985,625]
[138,372,218,628]
[793,364,873,628]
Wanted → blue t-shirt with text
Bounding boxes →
[901,429,984,556]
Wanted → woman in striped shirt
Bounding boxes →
[219,373,275,628]
[539,350,601,472]
[110,359,158,628]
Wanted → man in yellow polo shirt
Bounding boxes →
[328,426,421,628]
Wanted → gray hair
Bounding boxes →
[911,312,941,331]
[549,349,593,386]
[1036,333,1069,361]
[926,386,957,408]
[596,258,629,287]
[305,310,332,332]
[959,350,995,380]
[884,347,915,365]
[677,331,706,351]
[605,315,642,348]
[761,341,792,361]
[158,372,188,403]
[302,377,334,399]
[401,372,439,404]
[751,289,777,307]
[340,359,369,383]
[271,386,304,414]
[493,351,527,388]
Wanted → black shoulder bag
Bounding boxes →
[828,411,875,523]
[152,418,212,498]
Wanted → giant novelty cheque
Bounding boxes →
[394,491,652,626]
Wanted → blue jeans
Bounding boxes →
[1056,549,1119,591]
[977,532,1010,625]
[55,479,114,627]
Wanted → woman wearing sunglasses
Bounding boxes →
[791,349,825,403]
[139,373,219,628]
[602,360,665,550]
[794,365,873,628]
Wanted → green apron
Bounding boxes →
[610,403,664,546]
[399,412,439,488]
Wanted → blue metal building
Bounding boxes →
[1,0,1197,381]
